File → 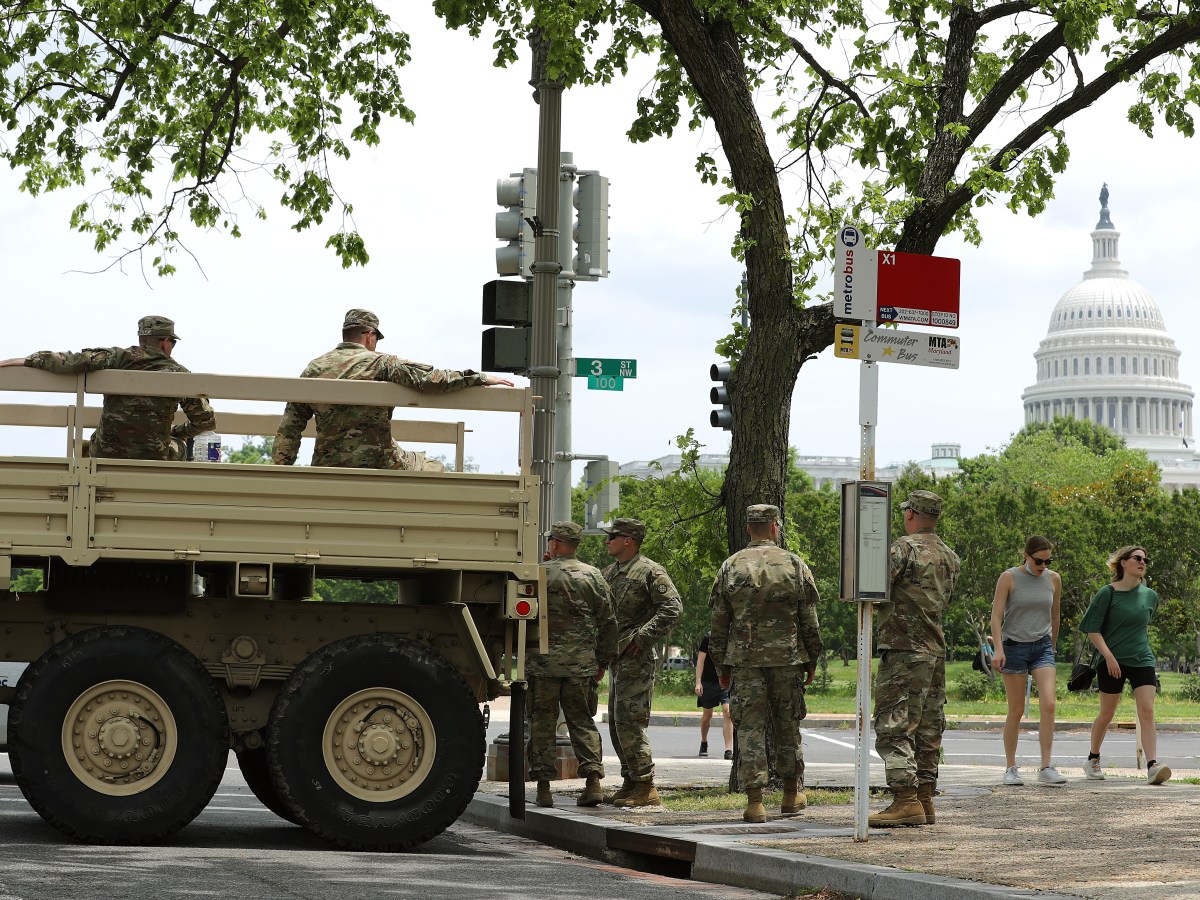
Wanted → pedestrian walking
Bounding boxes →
[990,535,1068,786]
[1081,545,1171,784]
[694,632,733,760]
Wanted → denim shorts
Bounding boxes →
[998,634,1055,675]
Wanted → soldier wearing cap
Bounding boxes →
[870,489,960,828]
[527,521,618,809]
[273,308,514,470]
[0,315,215,460]
[708,504,823,823]
[601,517,682,807]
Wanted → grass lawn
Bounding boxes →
[601,662,1200,721]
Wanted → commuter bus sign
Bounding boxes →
[835,227,961,328]
[834,324,961,369]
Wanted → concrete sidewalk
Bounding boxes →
[464,734,1200,899]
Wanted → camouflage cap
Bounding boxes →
[746,504,780,524]
[137,315,180,341]
[549,521,583,543]
[603,517,646,542]
[900,489,944,517]
[343,308,385,340]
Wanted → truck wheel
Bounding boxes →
[235,746,299,824]
[267,634,484,851]
[8,626,228,844]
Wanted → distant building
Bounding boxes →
[620,443,961,489]
[1021,186,1200,489]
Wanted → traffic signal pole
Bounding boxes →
[553,154,577,529]
[529,79,565,557]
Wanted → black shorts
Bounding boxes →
[1097,664,1157,694]
[697,682,730,709]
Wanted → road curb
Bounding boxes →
[463,792,1087,900]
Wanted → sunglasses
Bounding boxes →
[1126,554,1149,564]
[1029,556,1053,567]
[604,534,624,542]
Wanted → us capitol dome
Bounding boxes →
[1021,185,1200,488]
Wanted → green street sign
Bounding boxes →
[575,358,637,379]
[587,375,624,391]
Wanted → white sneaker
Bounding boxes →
[1147,762,1172,784]
[1083,757,1105,780]
[1038,766,1068,785]
[1003,766,1023,786]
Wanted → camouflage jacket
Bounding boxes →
[601,553,682,658]
[273,342,490,469]
[26,347,215,460]
[707,539,823,669]
[527,556,619,678]
[877,527,960,654]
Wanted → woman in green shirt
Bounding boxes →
[1080,545,1170,784]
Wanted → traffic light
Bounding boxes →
[584,459,620,530]
[496,168,538,278]
[572,172,609,281]
[710,363,732,430]
[481,279,532,373]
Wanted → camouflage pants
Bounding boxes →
[608,653,656,782]
[526,675,604,781]
[729,664,807,790]
[873,650,946,789]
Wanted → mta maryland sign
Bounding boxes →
[834,324,961,369]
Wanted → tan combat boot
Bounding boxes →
[743,786,766,823]
[917,783,936,824]
[620,781,662,808]
[608,777,636,805]
[868,787,926,827]
[781,777,807,814]
[535,780,553,808]
[577,774,604,807]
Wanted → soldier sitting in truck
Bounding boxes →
[0,315,215,460]
[272,308,514,470]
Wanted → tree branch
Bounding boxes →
[789,35,871,120]
[97,0,185,121]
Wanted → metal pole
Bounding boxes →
[552,152,577,527]
[854,359,879,842]
[529,80,564,558]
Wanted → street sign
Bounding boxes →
[587,375,624,391]
[835,227,960,328]
[575,358,637,379]
[833,324,961,369]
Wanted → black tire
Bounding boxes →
[235,745,299,824]
[9,626,228,844]
[267,634,484,851]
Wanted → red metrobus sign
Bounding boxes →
[874,250,961,328]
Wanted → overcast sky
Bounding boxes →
[2,8,1197,479]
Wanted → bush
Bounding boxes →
[955,670,1005,702]
[1176,673,1200,703]
[657,669,698,697]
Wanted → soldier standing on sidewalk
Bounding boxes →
[527,521,619,808]
[870,490,960,827]
[602,518,682,808]
[708,504,823,823]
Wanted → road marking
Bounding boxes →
[805,730,882,759]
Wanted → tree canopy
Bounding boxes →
[6,1,1200,546]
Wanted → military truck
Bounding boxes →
[0,365,544,850]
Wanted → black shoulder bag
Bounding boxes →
[1067,585,1113,693]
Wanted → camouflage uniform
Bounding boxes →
[23,316,215,460]
[602,519,682,783]
[273,309,490,468]
[708,506,823,791]
[526,522,619,783]
[873,490,960,790]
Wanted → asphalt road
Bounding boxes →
[486,712,1200,776]
[0,754,779,900]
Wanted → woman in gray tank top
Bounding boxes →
[989,535,1065,786]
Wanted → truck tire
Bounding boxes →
[267,634,484,851]
[235,746,300,824]
[8,626,228,844]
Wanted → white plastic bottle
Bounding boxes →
[192,431,222,462]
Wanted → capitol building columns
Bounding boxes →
[1020,186,1200,487]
